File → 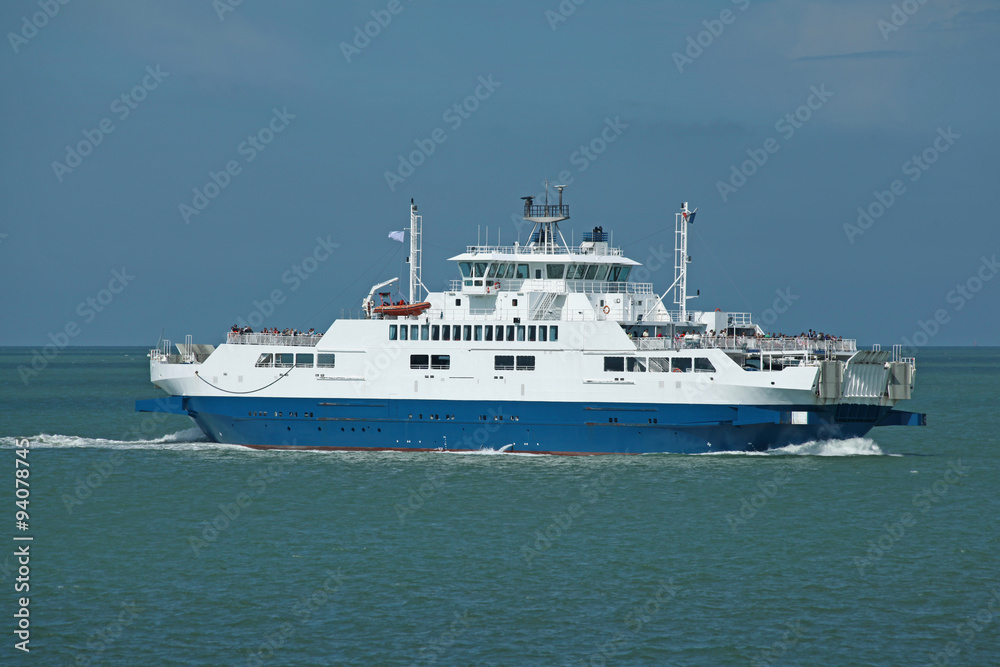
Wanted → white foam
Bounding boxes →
[701,437,894,457]
[0,428,236,452]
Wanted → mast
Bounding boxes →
[522,181,571,254]
[674,202,697,322]
[409,200,422,303]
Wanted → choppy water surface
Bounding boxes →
[0,347,997,665]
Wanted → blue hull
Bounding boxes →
[136,396,925,455]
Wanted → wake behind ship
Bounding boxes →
[137,188,925,454]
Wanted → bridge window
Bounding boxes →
[516,264,529,279]
[463,325,472,341]
[317,354,336,368]
[296,354,314,367]
[485,326,493,342]
[571,264,587,280]
[255,353,273,368]
[585,265,600,280]
[619,266,631,282]
[505,264,517,279]
[495,355,514,371]
[550,326,559,341]
[496,263,508,277]
[431,355,450,370]
[475,325,483,341]
[648,357,670,372]
[474,262,487,277]
[694,357,717,373]
[627,357,646,373]
[595,265,609,281]
[673,357,693,373]
[608,266,622,281]
[487,263,500,278]
[410,354,429,370]
[547,264,565,279]
[516,355,535,371]
[459,262,471,278]
[528,326,536,342]
[604,357,624,372]
[389,325,397,340]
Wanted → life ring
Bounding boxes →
[603,305,610,314]
[672,368,681,373]
[494,281,501,289]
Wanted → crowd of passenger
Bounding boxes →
[230,325,319,337]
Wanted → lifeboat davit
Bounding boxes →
[373,302,431,317]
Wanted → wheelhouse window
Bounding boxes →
[487,263,500,278]
[604,357,625,372]
[585,265,600,280]
[619,266,631,282]
[317,354,336,368]
[495,355,514,371]
[571,264,587,280]
[694,357,717,373]
[595,265,609,281]
[459,262,472,278]
[410,354,429,370]
[516,355,535,371]
[474,262,488,277]
[505,264,517,279]
[546,264,565,279]
[431,355,450,370]
[516,264,529,279]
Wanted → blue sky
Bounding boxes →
[1,0,998,349]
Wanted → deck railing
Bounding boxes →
[226,332,323,347]
[634,336,857,354]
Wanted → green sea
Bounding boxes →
[0,346,997,665]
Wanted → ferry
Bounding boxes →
[138,187,926,454]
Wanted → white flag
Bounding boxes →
[388,231,405,243]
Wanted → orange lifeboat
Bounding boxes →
[373,302,431,317]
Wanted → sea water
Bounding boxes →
[0,347,997,665]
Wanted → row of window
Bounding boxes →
[604,356,716,373]
[458,261,632,282]
[255,353,336,369]
[390,324,558,343]
[407,354,537,371]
